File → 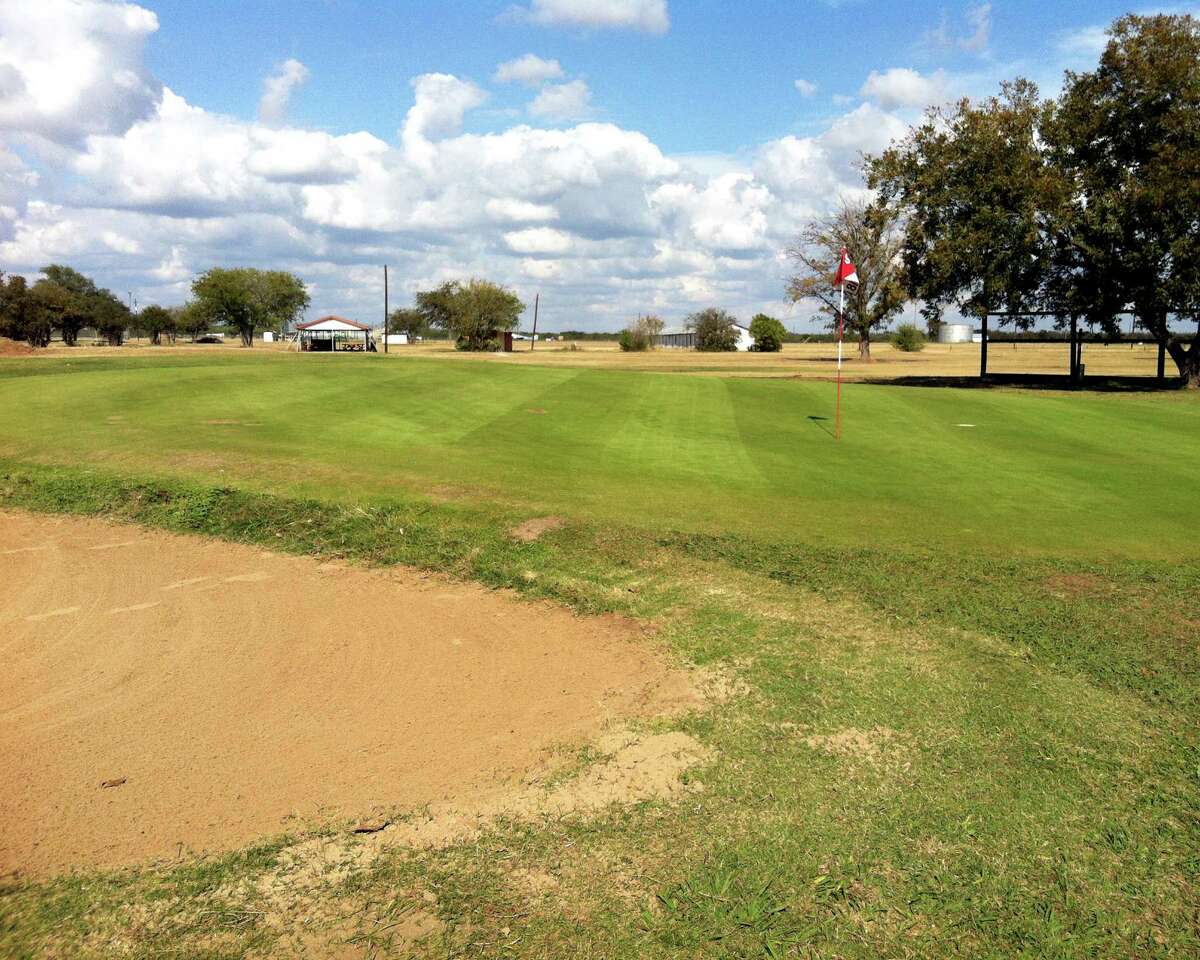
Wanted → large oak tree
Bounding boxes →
[191,268,310,347]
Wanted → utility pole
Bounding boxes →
[383,265,389,354]
[531,292,539,351]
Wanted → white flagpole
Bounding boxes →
[835,279,844,440]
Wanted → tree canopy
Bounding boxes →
[415,279,524,350]
[748,314,786,352]
[388,307,427,341]
[191,268,310,347]
[687,308,740,352]
[136,304,175,345]
[868,13,1200,386]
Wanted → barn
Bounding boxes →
[658,322,754,351]
[295,316,374,352]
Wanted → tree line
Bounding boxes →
[0,266,311,348]
[793,13,1199,386]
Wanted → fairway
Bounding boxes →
[0,351,1194,558]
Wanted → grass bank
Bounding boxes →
[2,460,1196,959]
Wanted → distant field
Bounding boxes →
[1,350,1194,557]
[40,335,1166,381]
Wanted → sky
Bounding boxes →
[0,0,1186,331]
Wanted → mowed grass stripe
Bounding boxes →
[1,353,1195,556]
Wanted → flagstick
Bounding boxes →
[835,281,844,441]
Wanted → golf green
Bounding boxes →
[1,352,1194,557]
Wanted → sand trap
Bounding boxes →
[0,511,697,878]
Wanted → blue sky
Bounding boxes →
[0,1,1181,330]
[144,0,1130,151]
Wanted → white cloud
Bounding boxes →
[403,72,487,143]
[503,226,573,255]
[0,2,933,329]
[494,54,565,86]
[151,244,188,282]
[860,68,950,110]
[926,2,991,56]
[794,79,818,97]
[961,3,992,53]
[258,59,309,124]
[486,198,559,222]
[517,0,669,34]
[1055,24,1109,59]
[529,79,593,120]
[0,0,162,145]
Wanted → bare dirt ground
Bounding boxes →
[0,511,698,878]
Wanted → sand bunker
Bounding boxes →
[0,511,699,878]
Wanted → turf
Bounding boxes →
[0,463,1196,958]
[0,352,1195,557]
[0,352,1196,959]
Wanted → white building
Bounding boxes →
[938,321,975,344]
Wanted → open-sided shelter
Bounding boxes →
[295,316,374,352]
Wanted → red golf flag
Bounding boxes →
[833,247,859,288]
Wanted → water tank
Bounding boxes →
[939,322,974,344]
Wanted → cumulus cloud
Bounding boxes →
[494,54,565,86]
[258,58,309,124]
[403,73,487,143]
[0,0,162,145]
[529,79,593,120]
[794,79,818,97]
[503,226,573,255]
[516,0,669,34]
[0,1,931,329]
[859,68,950,110]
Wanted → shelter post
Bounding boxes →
[1068,316,1077,383]
[979,313,989,379]
[1157,339,1166,383]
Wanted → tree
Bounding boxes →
[687,308,739,351]
[868,81,1055,342]
[92,290,132,346]
[26,279,76,347]
[1045,14,1200,387]
[388,307,427,341]
[786,200,908,360]
[191,268,310,347]
[0,272,32,343]
[618,315,662,352]
[137,304,174,345]
[891,323,926,352]
[415,278,523,350]
[638,314,664,343]
[40,265,98,346]
[748,314,786,352]
[173,302,209,342]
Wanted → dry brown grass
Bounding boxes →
[25,336,1162,381]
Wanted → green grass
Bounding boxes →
[0,353,1197,958]
[0,352,1196,557]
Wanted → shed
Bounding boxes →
[295,316,374,352]
[658,322,754,351]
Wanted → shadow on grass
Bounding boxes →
[806,415,835,439]
[860,373,1180,393]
